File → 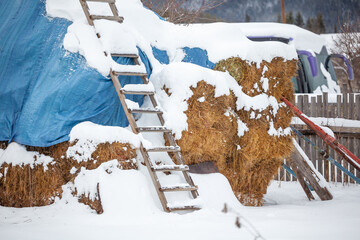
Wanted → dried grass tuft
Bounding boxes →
[0,141,137,210]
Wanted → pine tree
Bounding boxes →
[334,24,338,33]
[295,12,304,27]
[306,18,313,31]
[286,11,294,24]
[277,14,281,23]
[316,13,326,33]
[245,13,251,22]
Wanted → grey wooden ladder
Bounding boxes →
[79,0,200,212]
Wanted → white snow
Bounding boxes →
[46,0,298,78]
[151,62,287,139]
[292,139,329,188]
[1,173,360,240]
[291,117,360,128]
[66,121,145,162]
[0,142,54,170]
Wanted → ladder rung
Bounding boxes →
[160,185,198,192]
[152,165,189,172]
[168,206,201,211]
[90,15,123,23]
[84,0,115,3]
[111,53,139,58]
[113,71,147,77]
[121,90,154,95]
[137,127,171,133]
[129,108,162,114]
[146,146,180,152]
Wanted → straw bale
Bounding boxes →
[172,81,239,169]
[0,163,63,207]
[173,57,297,206]
[1,141,137,210]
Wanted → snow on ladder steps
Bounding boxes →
[124,99,139,109]
[153,164,189,171]
[111,62,146,75]
[122,82,155,92]
[167,198,203,209]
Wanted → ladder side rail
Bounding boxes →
[140,144,170,212]
[110,71,139,133]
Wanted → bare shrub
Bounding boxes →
[141,0,224,24]
[332,16,360,92]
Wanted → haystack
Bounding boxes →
[0,140,137,211]
[175,57,297,206]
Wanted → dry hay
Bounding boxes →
[174,57,297,206]
[0,163,64,207]
[175,81,239,169]
[0,141,8,150]
[0,141,137,211]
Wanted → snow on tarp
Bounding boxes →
[0,0,298,147]
[0,0,148,147]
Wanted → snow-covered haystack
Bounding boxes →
[214,57,296,206]
[0,122,140,209]
[155,58,296,206]
[0,142,64,207]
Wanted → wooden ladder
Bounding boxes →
[79,0,200,212]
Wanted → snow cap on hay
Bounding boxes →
[0,123,139,210]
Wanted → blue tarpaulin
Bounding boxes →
[0,0,215,147]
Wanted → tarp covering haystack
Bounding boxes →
[0,0,303,209]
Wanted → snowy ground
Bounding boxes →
[1,172,359,240]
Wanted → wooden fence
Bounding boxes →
[276,92,360,183]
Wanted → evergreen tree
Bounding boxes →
[316,13,326,33]
[286,11,294,24]
[295,12,304,27]
[277,13,281,23]
[306,18,313,31]
[245,13,251,22]
[334,24,338,33]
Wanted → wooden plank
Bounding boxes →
[109,2,120,17]
[140,144,170,212]
[337,95,342,118]
[146,146,181,152]
[343,92,348,119]
[160,185,198,192]
[303,95,309,116]
[323,92,328,118]
[137,126,171,132]
[292,147,333,200]
[113,71,147,77]
[349,93,354,120]
[317,95,322,118]
[310,97,316,118]
[289,154,315,200]
[121,89,155,95]
[90,15,123,23]
[110,71,138,133]
[356,95,360,120]
[79,0,94,26]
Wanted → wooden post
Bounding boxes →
[281,0,286,23]
[289,156,315,200]
[291,147,333,201]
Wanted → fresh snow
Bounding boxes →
[291,117,360,128]
[46,0,298,77]
[0,142,54,170]
[1,173,360,240]
[66,121,148,163]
